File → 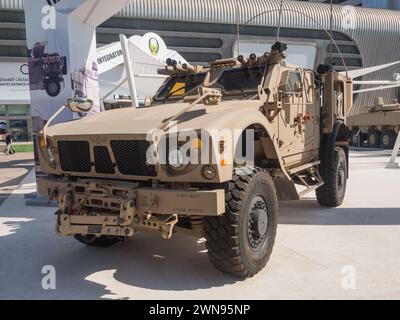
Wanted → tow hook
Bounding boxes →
[161,214,179,240]
[119,198,136,226]
[146,196,159,220]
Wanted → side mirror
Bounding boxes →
[144,96,153,107]
[67,98,93,113]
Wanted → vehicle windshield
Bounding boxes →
[153,72,207,101]
[217,65,267,96]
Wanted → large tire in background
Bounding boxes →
[204,167,278,278]
[74,234,123,247]
[316,147,347,207]
[367,129,381,148]
[380,130,396,149]
[45,79,61,97]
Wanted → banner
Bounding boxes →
[0,62,30,102]
[24,0,132,131]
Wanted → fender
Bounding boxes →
[202,106,290,179]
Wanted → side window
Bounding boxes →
[286,71,302,93]
[217,65,266,93]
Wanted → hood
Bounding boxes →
[46,100,263,137]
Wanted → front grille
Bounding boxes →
[58,141,92,173]
[94,146,115,174]
[111,140,156,177]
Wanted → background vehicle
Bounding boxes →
[36,42,351,277]
[348,97,400,149]
[27,42,68,97]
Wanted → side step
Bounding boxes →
[288,161,324,198]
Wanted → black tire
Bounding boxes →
[349,129,359,147]
[380,130,396,149]
[45,79,61,97]
[367,129,380,148]
[74,234,123,247]
[204,167,278,278]
[316,147,347,207]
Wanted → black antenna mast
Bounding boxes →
[276,0,284,42]
[330,0,334,66]
[236,0,240,56]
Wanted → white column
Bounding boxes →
[387,132,400,168]
[119,35,139,108]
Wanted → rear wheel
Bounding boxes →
[380,130,396,149]
[316,147,347,207]
[367,129,380,148]
[204,167,278,278]
[74,234,123,247]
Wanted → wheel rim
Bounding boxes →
[247,195,268,251]
[47,82,58,94]
[382,135,390,146]
[337,162,346,193]
[369,134,376,145]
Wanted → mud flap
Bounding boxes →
[273,174,299,201]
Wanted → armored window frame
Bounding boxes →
[216,65,266,95]
[286,71,302,94]
[153,72,207,102]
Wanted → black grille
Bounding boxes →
[111,140,156,177]
[58,141,92,173]
[94,146,115,174]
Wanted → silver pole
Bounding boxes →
[236,0,240,55]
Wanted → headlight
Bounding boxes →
[202,165,217,180]
[168,149,187,171]
[37,134,56,168]
[38,135,47,150]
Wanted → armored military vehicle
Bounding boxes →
[36,42,351,277]
[348,97,400,149]
[27,42,68,97]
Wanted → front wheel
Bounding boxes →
[204,167,278,278]
[45,79,61,97]
[74,234,123,247]
[316,147,347,207]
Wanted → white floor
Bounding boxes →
[0,150,399,300]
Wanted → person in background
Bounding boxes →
[4,131,15,155]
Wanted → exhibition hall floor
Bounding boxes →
[0,150,399,300]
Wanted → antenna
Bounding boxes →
[329,0,334,66]
[276,0,284,42]
[236,0,240,56]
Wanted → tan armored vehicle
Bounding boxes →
[36,42,351,277]
[348,97,400,148]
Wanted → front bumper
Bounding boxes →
[38,176,225,238]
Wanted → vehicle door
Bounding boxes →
[277,68,306,166]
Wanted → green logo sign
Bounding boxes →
[149,38,160,56]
